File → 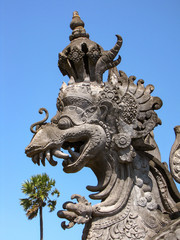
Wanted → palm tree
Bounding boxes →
[20,173,60,240]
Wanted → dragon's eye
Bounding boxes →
[58,117,72,129]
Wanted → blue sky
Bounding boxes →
[1,0,180,240]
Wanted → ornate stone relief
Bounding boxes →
[25,11,180,239]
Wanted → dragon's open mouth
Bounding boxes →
[25,123,106,172]
[25,139,88,169]
[62,140,87,168]
[25,128,89,170]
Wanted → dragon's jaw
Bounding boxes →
[25,123,106,173]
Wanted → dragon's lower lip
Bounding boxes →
[25,123,104,169]
[62,157,76,168]
[62,158,82,173]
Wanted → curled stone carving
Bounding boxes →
[170,126,180,183]
[25,11,180,240]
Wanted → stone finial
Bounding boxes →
[69,11,89,41]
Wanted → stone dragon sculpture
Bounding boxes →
[25,12,180,240]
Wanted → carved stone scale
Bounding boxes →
[25,11,180,239]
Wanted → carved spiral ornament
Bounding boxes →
[30,108,49,133]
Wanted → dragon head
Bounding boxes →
[25,67,162,175]
[25,81,108,173]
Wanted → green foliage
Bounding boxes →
[20,173,60,220]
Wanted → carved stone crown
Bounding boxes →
[58,11,123,83]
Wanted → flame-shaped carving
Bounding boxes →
[170,125,180,183]
[95,35,123,83]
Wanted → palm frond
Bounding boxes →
[47,200,56,212]
[20,198,33,211]
[51,188,60,197]
[21,181,35,195]
[26,205,39,220]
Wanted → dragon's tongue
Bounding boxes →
[68,147,80,160]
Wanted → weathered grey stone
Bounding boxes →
[152,218,180,239]
[25,11,180,240]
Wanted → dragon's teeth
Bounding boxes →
[32,154,39,164]
[49,156,57,166]
[39,152,45,166]
[37,155,40,166]
[52,149,69,159]
[45,150,51,161]
[45,150,57,166]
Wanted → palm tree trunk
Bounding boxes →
[39,206,43,240]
